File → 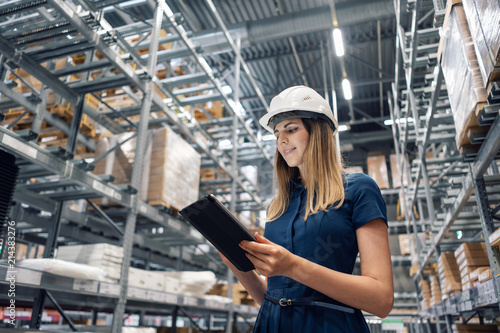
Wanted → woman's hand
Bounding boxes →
[240,232,296,278]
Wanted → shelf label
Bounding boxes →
[100,282,120,296]
[73,279,98,293]
[164,294,178,304]
[114,192,122,201]
[2,135,38,159]
[183,296,198,306]
[93,180,115,198]
[147,291,163,302]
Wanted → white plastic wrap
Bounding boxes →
[161,271,217,296]
[147,127,201,211]
[93,131,153,203]
[16,259,106,281]
[462,0,500,86]
[440,5,484,147]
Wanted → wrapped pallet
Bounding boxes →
[461,0,500,87]
[93,131,153,204]
[147,127,201,211]
[440,3,488,149]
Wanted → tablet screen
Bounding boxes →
[180,194,256,272]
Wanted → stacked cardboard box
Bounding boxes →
[147,127,201,211]
[454,242,489,290]
[366,155,390,189]
[56,243,123,282]
[439,2,488,150]
[389,154,411,189]
[430,275,442,306]
[93,127,201,211]
[399,233,428,257]
[206,283,258,307]
[438,252,462,297]
[419,279,431,310]
[93,131,153,205]
[469,267,490,287]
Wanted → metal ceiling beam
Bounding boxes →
[191,2,394,55]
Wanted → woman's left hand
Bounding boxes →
[240,232,296,277]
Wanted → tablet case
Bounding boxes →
[179,194,256,272]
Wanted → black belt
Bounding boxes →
[264,294,355,314]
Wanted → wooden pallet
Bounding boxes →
[148,200,179,215]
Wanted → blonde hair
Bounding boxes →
[266,118,345,221]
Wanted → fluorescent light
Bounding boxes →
[338,124,349,132]
[228,99,245,116]
[384,117,414,125]
[342,78,352,100]
[219,139,232,148]
[333,28,344,57]
[222,85,232,94]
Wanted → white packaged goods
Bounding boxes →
[161,271,217,296]
[16,259,106,281]
[163,276,181,294]
[56,243,123,281]
[122,328,156,333]
[128,268,164,291]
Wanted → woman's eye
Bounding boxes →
[288,128,297,133]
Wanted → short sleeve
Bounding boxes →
[350,173,388,230]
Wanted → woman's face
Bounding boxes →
[274,117,310,172]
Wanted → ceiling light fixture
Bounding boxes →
[333,28,345,57]
[342,78,352,100]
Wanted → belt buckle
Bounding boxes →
[279,298,292,306]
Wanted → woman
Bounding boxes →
[220,86,393,332]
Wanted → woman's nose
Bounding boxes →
[278,134,288,144]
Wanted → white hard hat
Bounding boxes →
[259,85,338,135]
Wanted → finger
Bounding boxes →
[254,232,273,244]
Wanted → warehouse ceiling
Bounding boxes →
[0,0,436,204]
[100,0,436,166]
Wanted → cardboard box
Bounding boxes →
[470,267,489,282]
[488,227,500,247]
[459,257,491,271]
[147,127,201,211]
[454,242,487,257]
[455,249,488,265]
[367,155,390,189]
[478,268,492,283]
[389,154,411,188]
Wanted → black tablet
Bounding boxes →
[179,194,256,272]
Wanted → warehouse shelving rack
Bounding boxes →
[389,0,500,332]
[0,0,271,332]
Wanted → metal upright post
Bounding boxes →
[111,4,163,332]
[226,33,242,333]
[30,200,64,328]
[471,173,500,307]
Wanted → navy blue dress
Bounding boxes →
[254,173,387,332]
